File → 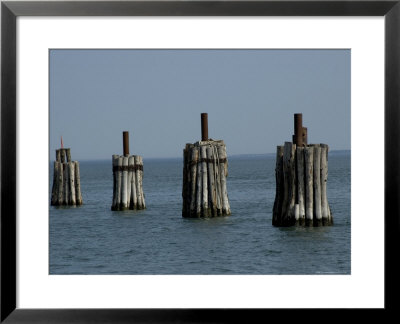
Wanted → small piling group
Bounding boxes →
[273,114,332,226]
[182,113,231,217]
[111,131,146,211]
[51,147,83,206]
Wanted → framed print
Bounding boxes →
[1,0,399,322]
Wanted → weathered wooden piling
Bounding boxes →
[296,146,306,225]
[111,131,145,211]
[51,145,83,206]
[272,114,332,226]
[182,113,231,217]
[74,161,83,205]
[313,144,322,226]
[304,146,314,226]
[272,146,284,225]
[320,144,331,225]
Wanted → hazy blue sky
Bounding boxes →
[50,49,350,160]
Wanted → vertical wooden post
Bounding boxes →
[56,163,64,205]
[112,155,118,210]
[320,144,329,225]
[313,145,322,226]
[129,156,137,209]
[302,127,308,146]
[206,145,217,217]
[126,159,132,210]
[182,144,189,216]
[189,147,199,217]
[56,149,61,162]
[60,149,66,163]
[139,157,146,209]
[182,145,190,216]
[135,155,145,209]
[282,142,296,225]
[294,204,300,223]
[51,162,59,205]
[195,149,203,217]
[66,148,71,162]
[116,156,123,210]
[121,156,129,210]
[272,145,284,226]
[214,145,222,215]
[74,161,83,205]
[134,155,142,209]
[201,145,209,216]
[296,146,306,225]
[304,146,314,226]
[68,162,76,205]
[218,144,231,215]
[125,160,132,210]
[201,113,208,141]
[63,162,69,205]
[123,131,129,157]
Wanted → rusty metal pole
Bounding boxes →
[201,113,208,141]
[294,113,303,147]
[123,131,129,156]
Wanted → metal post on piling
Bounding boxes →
[294,113,303,147]
[182,113,231,218]
[201,113,208,141]
[112,131,145,211]
[272,113,332,227]
[123,131,130,157]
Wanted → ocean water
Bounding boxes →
[49,152,350,275]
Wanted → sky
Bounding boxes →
[49,49,350,160]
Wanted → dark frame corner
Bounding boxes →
[1,1,399,322]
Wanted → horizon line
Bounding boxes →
[49,149,351,162]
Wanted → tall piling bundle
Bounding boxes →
[273,114,332,226]
[51,144,83,206]
[182,113,231,217]
[111,131,145,211]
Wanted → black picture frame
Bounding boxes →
[1,0,399,322]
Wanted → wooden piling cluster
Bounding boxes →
[272,114,332,226]
[182,140,231,217]
[111,131,146,211]
[51,148,83,206]
[182,113,231,217]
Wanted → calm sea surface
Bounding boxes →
[49,152,350,275]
